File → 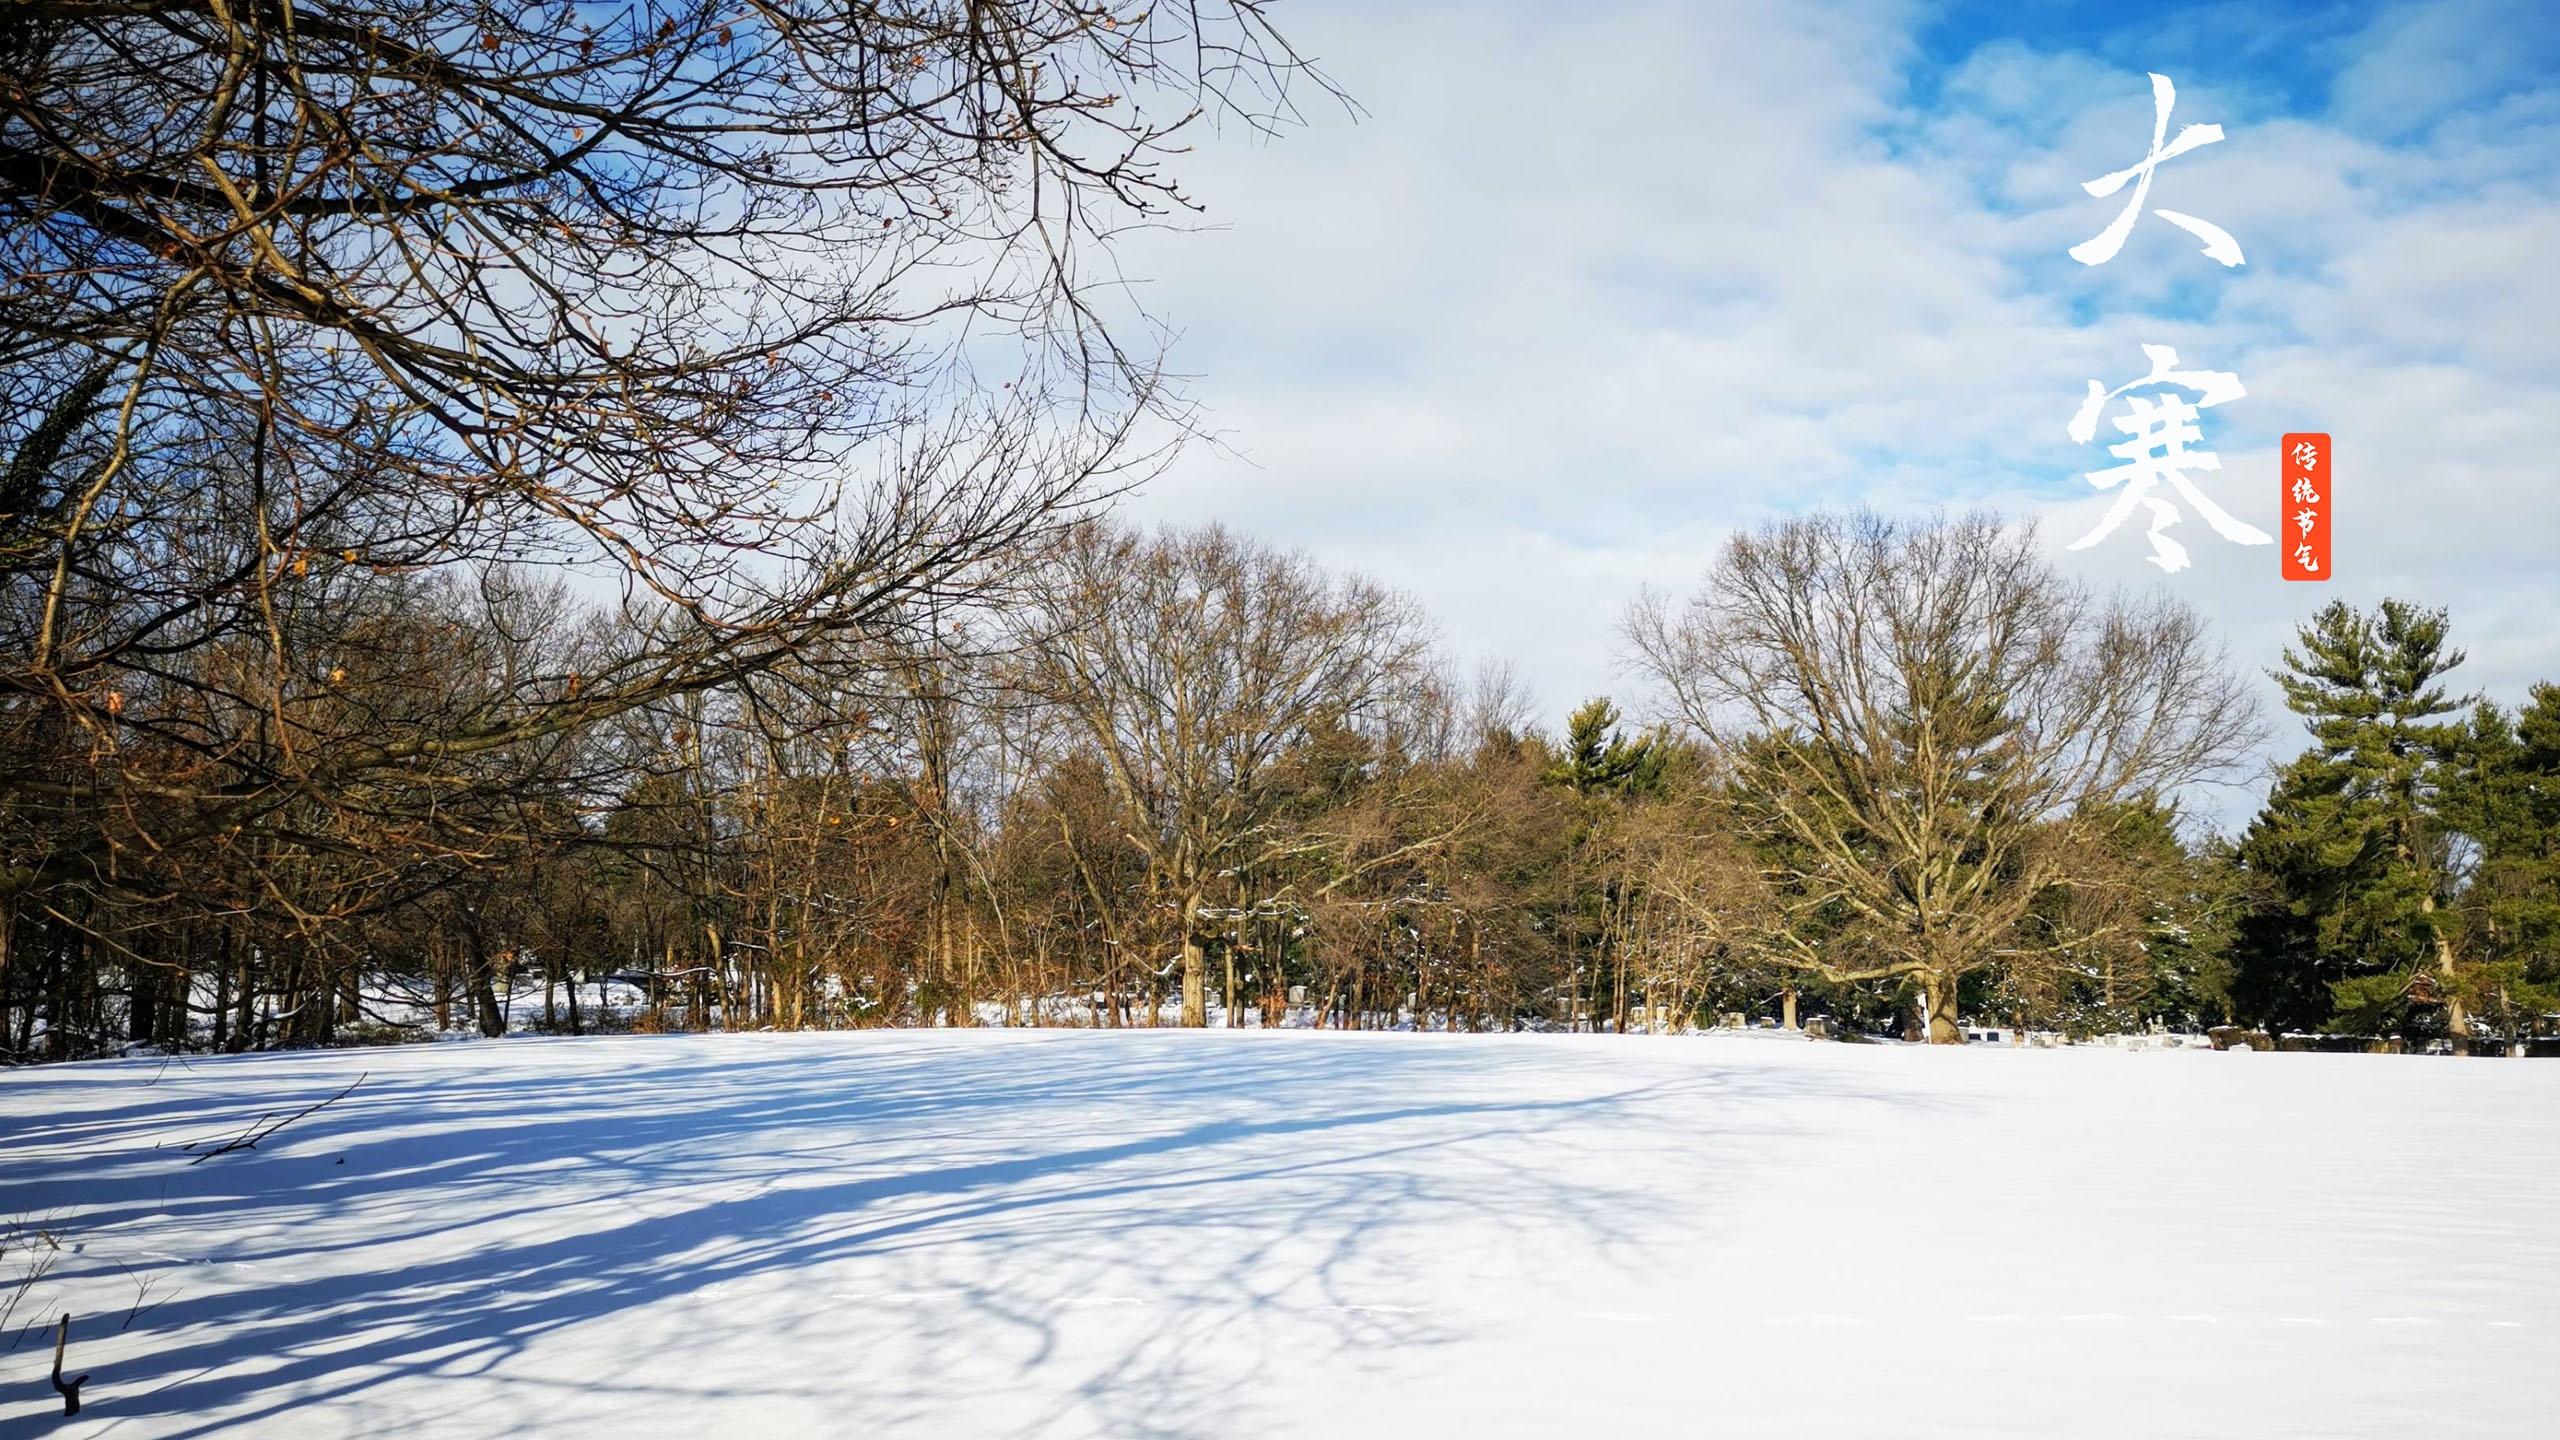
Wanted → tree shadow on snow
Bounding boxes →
[0,1032,1938,1438]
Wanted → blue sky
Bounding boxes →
[1915,2,2377,119]
[1119,0,2560,823]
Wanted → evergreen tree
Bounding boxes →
[2228,753,2369,1035]
[1537,698,1668,1030]
[1543,698,1669,800]
[2009,800,2237,1035]
[2440,688,2560,1046]
[2231,600,2474,1045]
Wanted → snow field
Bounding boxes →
[2,1029,2555,1437]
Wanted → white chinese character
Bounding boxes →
[2063,345,2270,572]
[2289,439,2320,470]
[2293,543,2320,574]
[2294,506,2318,538]
[2071,74,2245,268]
[2288,474,2322,505]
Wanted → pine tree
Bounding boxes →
[2229,753,2372,1035]
[1537,698,1668,1031]
[2232,599,2474,1046]
[1543,698,1669,800]
[2011,799,2236,1034]
[2440,688,2560,1047]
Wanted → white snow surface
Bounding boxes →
[3,1029,2555,1438]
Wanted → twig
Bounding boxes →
[52,1313,86,1417]
[178,1073,367,1165]
[141,1048,200,1087]
[113,1259,174,1332]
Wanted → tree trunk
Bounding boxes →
[232,937,259,1052]
[1922,969,1963,1045]
[211,935,232,1052]
[1179,892,1208,1028]
[130,962,158,1045]
[467,924,505,1039]
[2432,924,2471,1056]
[470,966,504,1038]
[1781,985,1799,1031]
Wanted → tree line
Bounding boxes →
[19,486,2551,1058]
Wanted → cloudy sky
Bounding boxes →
[1113,0,2560,822]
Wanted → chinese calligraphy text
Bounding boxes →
[2282,433,2330,581]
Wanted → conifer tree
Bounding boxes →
[2011,799,2236,1034]
[2229,753,2368,1035]
[1539,698,1668,1031]
[2234,600,2475,1046]
[1543,698,1669,800]
[2439,688,2560,1046]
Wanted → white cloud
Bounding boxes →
[2329,0,2560,136]
[1113,0,2560,827]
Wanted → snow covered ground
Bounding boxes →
[2,1030,2554,1438]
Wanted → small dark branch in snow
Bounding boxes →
[51,1314,86,1416]
[114,1260,173,1332]
[177,1073,367,1165]
[140,1051,190,1087]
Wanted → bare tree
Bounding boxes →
[1020,522,1430,1026]
[0,3,1338,1047]
[1607,781,1779,1032]
[0,0,1330,899]
[1624,511,2258,1043]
